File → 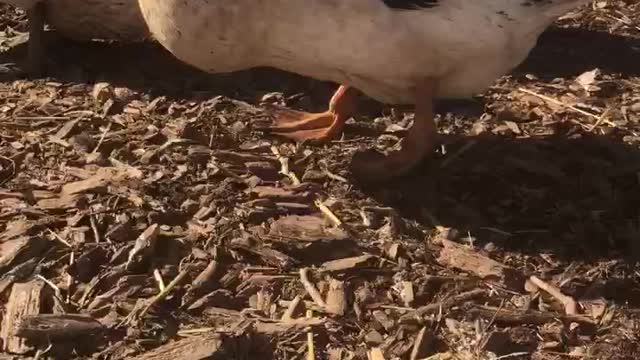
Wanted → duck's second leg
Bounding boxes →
[265,85,358,142]
[27,1,46,77]
[350,78,438,182]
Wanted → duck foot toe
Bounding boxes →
[260,104,345,143]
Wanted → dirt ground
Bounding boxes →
[1,2,640,360]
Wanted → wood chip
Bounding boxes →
[126,224,160,271]
[1,280,48,354]
[0,236,47,277]
[410,326,431,360]
[369,347,386,360]
[528,275,579,315]
[320,255,376,273]
[268,215,348,242]
[36,193,83,210]
[400,281,415,307]
[182,260,220,307]
[15,314,104,341]
[61,174,109,195]
[437,239,524,290]
[129,333,228,360]
[325,278,347,316]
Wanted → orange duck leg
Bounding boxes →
[350,78,438,182]
[266,85,358,142]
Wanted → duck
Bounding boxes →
[136,0,592,182]
[3,0,149,76]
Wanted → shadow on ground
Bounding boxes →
[518,26,640,79]
[356,133,640,262]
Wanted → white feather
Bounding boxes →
[138,0,591,104]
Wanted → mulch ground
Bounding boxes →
[1,2,640,359]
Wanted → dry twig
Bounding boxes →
[528,276,578,315]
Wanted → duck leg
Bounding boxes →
[350,78,438,182]
[27,1,46,77]
[265,85,358,142]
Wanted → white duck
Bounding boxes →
[137,0,591,181]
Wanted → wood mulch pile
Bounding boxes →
[1,2,640,359]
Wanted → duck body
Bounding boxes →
[138,0,591,182]
[138,0,588,104]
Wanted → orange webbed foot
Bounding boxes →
[262,85,357,143]
[265,106,343,142]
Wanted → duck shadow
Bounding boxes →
[355,131,640,264]
[517,26,640,78]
